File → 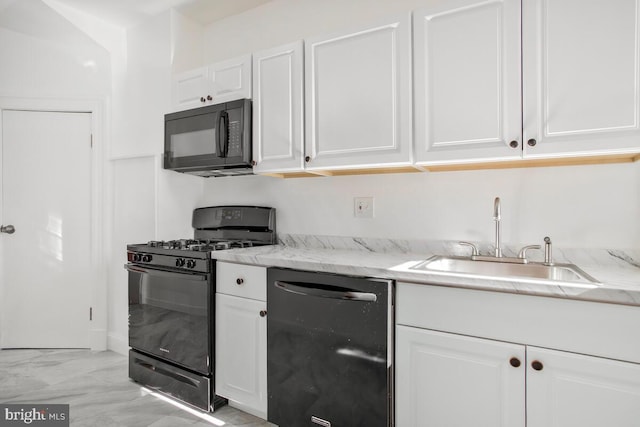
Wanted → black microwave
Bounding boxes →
[164,99,252,177]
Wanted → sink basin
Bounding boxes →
[411,256,600,284]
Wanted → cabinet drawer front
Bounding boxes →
[216,262,266,301]
[397,282,640,364]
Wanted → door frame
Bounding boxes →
[0,97,106,350]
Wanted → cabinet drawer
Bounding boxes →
[397,282,640,364]
[216,262,266,301]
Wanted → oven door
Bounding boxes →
[127,264,211,374]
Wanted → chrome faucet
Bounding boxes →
[493,197,502,258]
[459,197,544,265]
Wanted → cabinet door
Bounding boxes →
[171,67,208,111]
[396,326,526,427]
[304,15,412,170]
[206,54,252,104]
[215,293,267,419]
[527,346,640,427]
[522,0,640,158]
[253,41,305,174]
[414,0,522,165]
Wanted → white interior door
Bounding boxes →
[1,110,92,348]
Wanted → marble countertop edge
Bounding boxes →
[211,241,640,307]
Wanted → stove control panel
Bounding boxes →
[127,251,209,273]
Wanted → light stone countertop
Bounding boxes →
[211,234,640,307]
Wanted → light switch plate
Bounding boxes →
[354,197,374,218]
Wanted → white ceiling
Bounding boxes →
[43,0,273,28]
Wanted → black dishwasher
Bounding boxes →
[267,268,394,427]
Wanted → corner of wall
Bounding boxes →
[170,9,204,74]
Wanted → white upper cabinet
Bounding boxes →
[414,0,522,165]
[206,54,252,104]
[171,66,209,111]
[171,54,252,111]
[415,0,640,168]
[252,41,305,174]
[522,0,640,158]
[304,15,413,171]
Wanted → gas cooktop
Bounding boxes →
[127,206,276,260]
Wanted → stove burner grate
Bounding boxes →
[145,239,255,252]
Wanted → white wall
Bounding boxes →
[0,0,111,98]
[202,0,446,63]
[0,0,113,350]
[0,3,207,353]
[200,0,640,251]
[201,162,640,250]
[105,11,204,353]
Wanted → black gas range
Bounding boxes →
[127,206,276,412]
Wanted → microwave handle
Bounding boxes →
[217,111,228,158]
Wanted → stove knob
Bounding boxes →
[142,254,152,263]
[176,258,186,267]
[186,260,196,269]
[132,253,141,262]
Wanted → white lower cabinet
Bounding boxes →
[215,262,267,419]
[396,326,525,427]
[527,347,640,427]
[396,283,640,427]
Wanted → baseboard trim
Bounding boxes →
[228,400,267,421]
[107,333,128,355]
[89,328,107,351]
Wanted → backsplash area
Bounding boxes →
[200,161,640,250]
[278,233,640,265]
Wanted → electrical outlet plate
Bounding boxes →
[354,197,374,218]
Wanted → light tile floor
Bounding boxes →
[0,349,272,427]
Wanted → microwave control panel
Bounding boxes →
[228,120,241,157]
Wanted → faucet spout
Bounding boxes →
[493,197,502,257]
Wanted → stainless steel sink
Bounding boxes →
[411,256,600,284]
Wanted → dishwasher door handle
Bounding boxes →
[274,280,377,302]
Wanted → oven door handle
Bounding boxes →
[274,280,377,302]
[124,264,207,281]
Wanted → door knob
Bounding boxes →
[0,225,15,234]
